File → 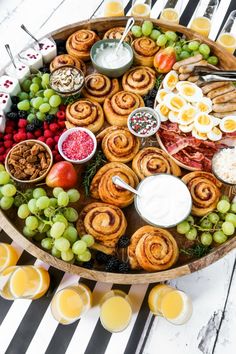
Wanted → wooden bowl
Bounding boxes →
[1,17,236,284]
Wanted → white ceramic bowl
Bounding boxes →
[127,107,161,138]
[58,127,97,164]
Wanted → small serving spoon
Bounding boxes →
[21,24,43,49]
[115,17,135,55]
[5,44,16,68]
[112,175,142,197]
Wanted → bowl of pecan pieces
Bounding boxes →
[5,140,53,183]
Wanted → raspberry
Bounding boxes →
[44,130,53,138]
[18,132,27,141]
[56,111,66,120]
[59,105,66,112]
[58,121,65,128]
[4,134,13,140]
[18,119,27,128]
[4,140,13,148]
[43,122,49,130]
[38,136,46,142]
[27,132,34,139]
[54,136,60,143]
[0,147,5,154]
[5,126,13,134]
[49,123,59,132]
[18,128,26,134]
[13,134,21,142]
[34,129,42,138]
[46,137,54,147]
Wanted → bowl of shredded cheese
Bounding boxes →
[212,147,236,185]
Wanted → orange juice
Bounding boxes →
[216,33,236,54]
[51,284,92,325]
[148,284,173,315]
[131,3,150,17]
[103,1,124,17]
[0,243,18,272]
[160,8,180,24]
[100,290,132,332]
[161,290,192,325]
[190,17,211,37]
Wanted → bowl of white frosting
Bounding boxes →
[90,39,133,77]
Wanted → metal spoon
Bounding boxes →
[21,24,43,49]
[115,17,135,55]
[112,175,142,197]
[5,44,16,68]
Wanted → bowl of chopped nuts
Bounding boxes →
[5,140,53,183]
[49,65,85,96]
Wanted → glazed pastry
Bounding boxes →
[66,29,100,61]
[182,171,222,216]
[132,37,159,67]
[128,226,179,271]
[132,147,181,180]
[82,73,119,104]
[103,27,133,43]
[103,90,144,126]
[97,126,140,163]
[90,162,139,208]
[49,54,86,74]
[122,66,156,96]
[65,98,104,133]
[77,202,127,248]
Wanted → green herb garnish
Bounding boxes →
[180,244,211,258]
[155,74,164,90]
[63,93,82,105]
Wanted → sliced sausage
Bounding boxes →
[179,73,190,80]
[201,81,230,94]
[207,83,235,99]
[173,54,203,71]
[212,90,236,104]
[212,102,236,112]
[178,60,207,74]
[212,111,236,118]
[187,75,199,82]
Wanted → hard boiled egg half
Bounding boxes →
[207,127,222,141]
[155,103,169,122]
[178,104,198,125]
[220,116,236,133]
[164,93,186,112]
[194,113,213,133]
[195,97,212,113]
[155,89,169,104]
[163,70,179,91]
[176,82,203,102]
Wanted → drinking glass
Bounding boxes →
[103,0,125,17]
[159,0,183,25]
[216,10,236,54]
[131,0,151,18]
[189,0,219,37]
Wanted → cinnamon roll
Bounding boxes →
[132,147,181,180]
[77,202,127,248]
[97,126,140,163]
[132,37,159,67]
[103,27,133,43]
[90,162,139,208]
[82,73,119,104]
[128,226,179,271]
[122,66,156,96]
[49,54,86,74]
[182,171,222,216]
[66,29,100,61]
[103,90,144,126]
[66,99,104,133]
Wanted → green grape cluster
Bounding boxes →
[18,72,62,123]
[0,164,17,210]
[174,39,218,63]
[177,195,236,247]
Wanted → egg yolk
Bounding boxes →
[224,119,236,131]
[160,104,169,116]
[167,76,177,88]
[170,97,185,110]
[181,108,196,122]
[212,127,221,135]
[160,91,168,100]
[197,114,210,125]
[198,103,208,112]
[182,85,195,97]
[161,291,184,319]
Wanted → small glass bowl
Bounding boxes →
[127,107,161,138]
[212,147,236,186]
[49,65,85,97]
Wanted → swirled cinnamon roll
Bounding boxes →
[103,27,133,43]
[132,37,159,67]
[128,226,179,271]
[49,54,86,74]
[66,29,100,61]
[82,73,119,103]
[65,99,104,133]
[103,90,144,126]
[77,202,127,248]
[182,171,222,216]
[97,126,140,163]
[132,147,181,180]
[122,66,156,96]
[90,162,139,208]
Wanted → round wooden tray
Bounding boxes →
[1,17,236,284]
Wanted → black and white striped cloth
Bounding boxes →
[0,0,236,353]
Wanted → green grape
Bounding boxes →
[25,216,39,230]
[44,207,55,218]
[32,96,44,109]
[192,50,200,56]
[207,56,218,65]
[17,100,30,111]
[21,79,32,92]
[225,213,236,227]
[41,73,50,87]
[28,198,39,214]
[199,43,210,56]
[186,215,194,225]
[63,226,78,244]
[131,25,142,38]
[18,92,29,101]
[202,53,210,60]
[81,234,95,247]
[54,237,70,252]
[63,207,78,222]
[222,221,235,236]
[230,203,236,213]
[188,41,200,51]
[49,95,62,108]
[201,232,213,246]
[0,196,14,210]
[0,164,5,172]
[14,194,25,207]
[36,196,50,210]
[150,29,161,40]
[44,89,55,99]
[23,226,37,238]
[61,249,74,262]
[43,97,49,103]
[179,51,191,60]
[50,221,66,239]
[0,171,10,184]
[177,221,190,234]
[1,184,17,197]
[165,31,177,42]
[185,227,197,241]
[30,83,40,93]
[38,221,50,233]
[182,44,192,52]
[67,189,80,203]
[53,187,64,198]
[57,191,69,207]
[200,219,212,230]
[72,240,87,255]
[51,246,61,258]
[32,77,42,86]
[142,20,153,36]
[217,221,224,228]
[77,250,91,262]
[39,103,51,113]
[41,238,54,250]
[213,230,227,244]
[36,112,46,121]
[35,91,44,98]
[27,113,36,122]
[52,214,68,227]
[33,188,47,199]
[18,204,30,219]
[220,195,230,202]
[174,45,182,54]
[208,213,220,224]
[49,198,58,207]
[156,34,168,46]
[217,200,230,213]
[48,107,58,115]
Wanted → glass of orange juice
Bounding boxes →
[100,290,132,332]
[51,284,92,325]
[131,0,151,18]
[0,243,18,272]
[159,0,183,24]
[189,0,219,37]
[216,10,236,54]
[103,0,124,17]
